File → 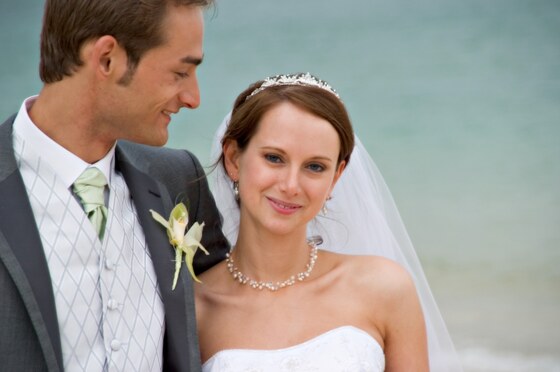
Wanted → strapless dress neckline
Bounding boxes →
[202,325,385,372]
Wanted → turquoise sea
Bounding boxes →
[1,1,559,370]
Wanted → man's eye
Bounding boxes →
[175,72,189,79]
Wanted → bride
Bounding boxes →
[195,73,462,371]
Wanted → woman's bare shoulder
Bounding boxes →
[322,250,409,277]
[322,250,416,301]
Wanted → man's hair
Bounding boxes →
[39,0,213,84]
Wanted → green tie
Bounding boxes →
[73,167,108,241]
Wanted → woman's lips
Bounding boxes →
[266,196,302,215]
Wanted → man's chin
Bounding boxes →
[149,135,169,147]
[146,137,168,147]
[124,133,168,147]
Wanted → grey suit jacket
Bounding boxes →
[0,115,229,372]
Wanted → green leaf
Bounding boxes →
[172,248,183,290]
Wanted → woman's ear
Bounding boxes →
[328,160,346,195]
[223,139,241,181]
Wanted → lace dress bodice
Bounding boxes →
[202,326,385,372]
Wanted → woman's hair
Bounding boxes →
[39,0,213,84]
[221,75,355,167]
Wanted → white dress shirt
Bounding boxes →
[13,96,165,371]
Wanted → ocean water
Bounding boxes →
[1,1,559,370]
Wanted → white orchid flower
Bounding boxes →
[150,203,209,290]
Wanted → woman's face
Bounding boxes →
[224,101,345,236]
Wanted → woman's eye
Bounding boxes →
[307,163,325,173]
[175,72,189,79]
[264,154,282,163]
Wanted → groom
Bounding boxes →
[0,0,228,371]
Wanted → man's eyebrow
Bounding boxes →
[180,54,204,66]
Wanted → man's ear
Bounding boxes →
[86,35,127,80]
[223,139,241,181]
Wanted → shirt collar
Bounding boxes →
[13,96,116,188]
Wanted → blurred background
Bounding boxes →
[1,1,559,370]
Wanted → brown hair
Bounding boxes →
[39,0,213,84]
[221,75,355,167]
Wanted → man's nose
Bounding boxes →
[178,75,200,109]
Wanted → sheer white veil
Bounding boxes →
[210,112,462,371]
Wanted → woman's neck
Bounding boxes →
[232,228,313,284]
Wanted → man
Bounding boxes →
[0,0,228,371]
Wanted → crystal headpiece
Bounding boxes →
[246,72,340,101]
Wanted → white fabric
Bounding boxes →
[13,98,165,371]
[210,113,463,371]
[202,326,385,372]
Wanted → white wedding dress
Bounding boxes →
[202,326,385,372]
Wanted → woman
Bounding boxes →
[196,73,461,371]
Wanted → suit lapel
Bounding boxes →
[115,145,197,370]
[0,116,63,371]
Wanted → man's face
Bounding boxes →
[101,5,204,146]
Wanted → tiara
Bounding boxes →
[245,72,340,101]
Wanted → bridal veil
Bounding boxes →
[210,113,462,371]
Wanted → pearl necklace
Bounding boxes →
[226,241,319,291]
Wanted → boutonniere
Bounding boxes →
[150,203,208,290]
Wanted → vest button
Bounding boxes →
[107,299,119,310]
[105,258,116,270]
[110,339,121,351]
